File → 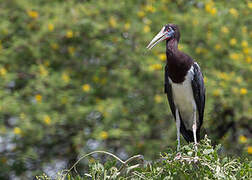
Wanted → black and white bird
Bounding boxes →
[147,24,205,150]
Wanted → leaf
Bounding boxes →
[187,151,193,156]
[203,149,214,155]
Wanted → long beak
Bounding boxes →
[146,27,168,50]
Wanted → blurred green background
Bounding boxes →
[0,0,251,178]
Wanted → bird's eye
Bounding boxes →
[164,27,170,32]
[168,27,173,31]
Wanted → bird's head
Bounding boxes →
[146,24,180,50]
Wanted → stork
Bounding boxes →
[147,24,205,151]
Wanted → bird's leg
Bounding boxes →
[192,105,198,151]
[176,109,181,152]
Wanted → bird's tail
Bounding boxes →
[180,123,202,143]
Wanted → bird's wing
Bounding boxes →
[164,65,176,118]
[191,62,205,128]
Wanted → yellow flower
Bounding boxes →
[92,76,99,83]
[236,77,242,83]
[62,73,70,83]
[48,23,54,31]
[122,107,128,114]
[215,44,221,50]
[240,88,247,95]
[217,72,230,81]
[204,77,207,83]
[112,37,118,43]
[100,78,107,85]
[207,31,212,39]
[213,89,221,97]
[232,87,239,94]
[242,26,247,33]
[229,8,238,18]
[145,5,156,13]
[0,126,6,134]
[137,11,145,18]
[149,64,162,71]
[229,38,237,46]
[100,131,108,140]
[219,81,226,88]
[61,96,68,104]
[192,19,199,26]
[205,2,213,13]
[39,65,48,77]
[66,30,73,38]
[124,22,131,31]
[14,127,22,135]
[143,25,150,33]
[178,44,183,50]
[44,60,50,67]
[103,112,108,118]
[143,18,152,25]
[43,115,51,125]
[50,43,59,50]
[82,84,91,92]
[109,16,117,28]
[158,53,166,61]
[246,56,252,63]
[0,67,7,76]
[154,95,162,103]
[221,26,229,34]
[239,135,247,143]
[2,29,8,35]
[35,94,42,102]
[248,146,252,154]
[241,41,248,48]
[27,10,38,19]
[229,53,239,61]
[205,1,216,15]
[89,158,95,163]
[20,113,25,119]
[243,48,249,55]
[210,7,217,15]
[248,2,252,9]
[195,47,202,54]
[68,46,75,55]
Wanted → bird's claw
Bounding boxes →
[193,143,198,151]
[174,152,181,160]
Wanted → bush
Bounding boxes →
[36,137,251,179]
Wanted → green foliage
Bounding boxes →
[37,137,252,179]
[0,0,251,178]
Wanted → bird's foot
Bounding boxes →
[193,143,198,151]
[174,152,181,160]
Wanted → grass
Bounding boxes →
[36,136,251,180]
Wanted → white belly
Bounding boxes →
[169,67,198,131]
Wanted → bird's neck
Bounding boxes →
[166,39,178,59]
[165,39,193,83]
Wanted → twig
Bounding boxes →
[59,150,143,180]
